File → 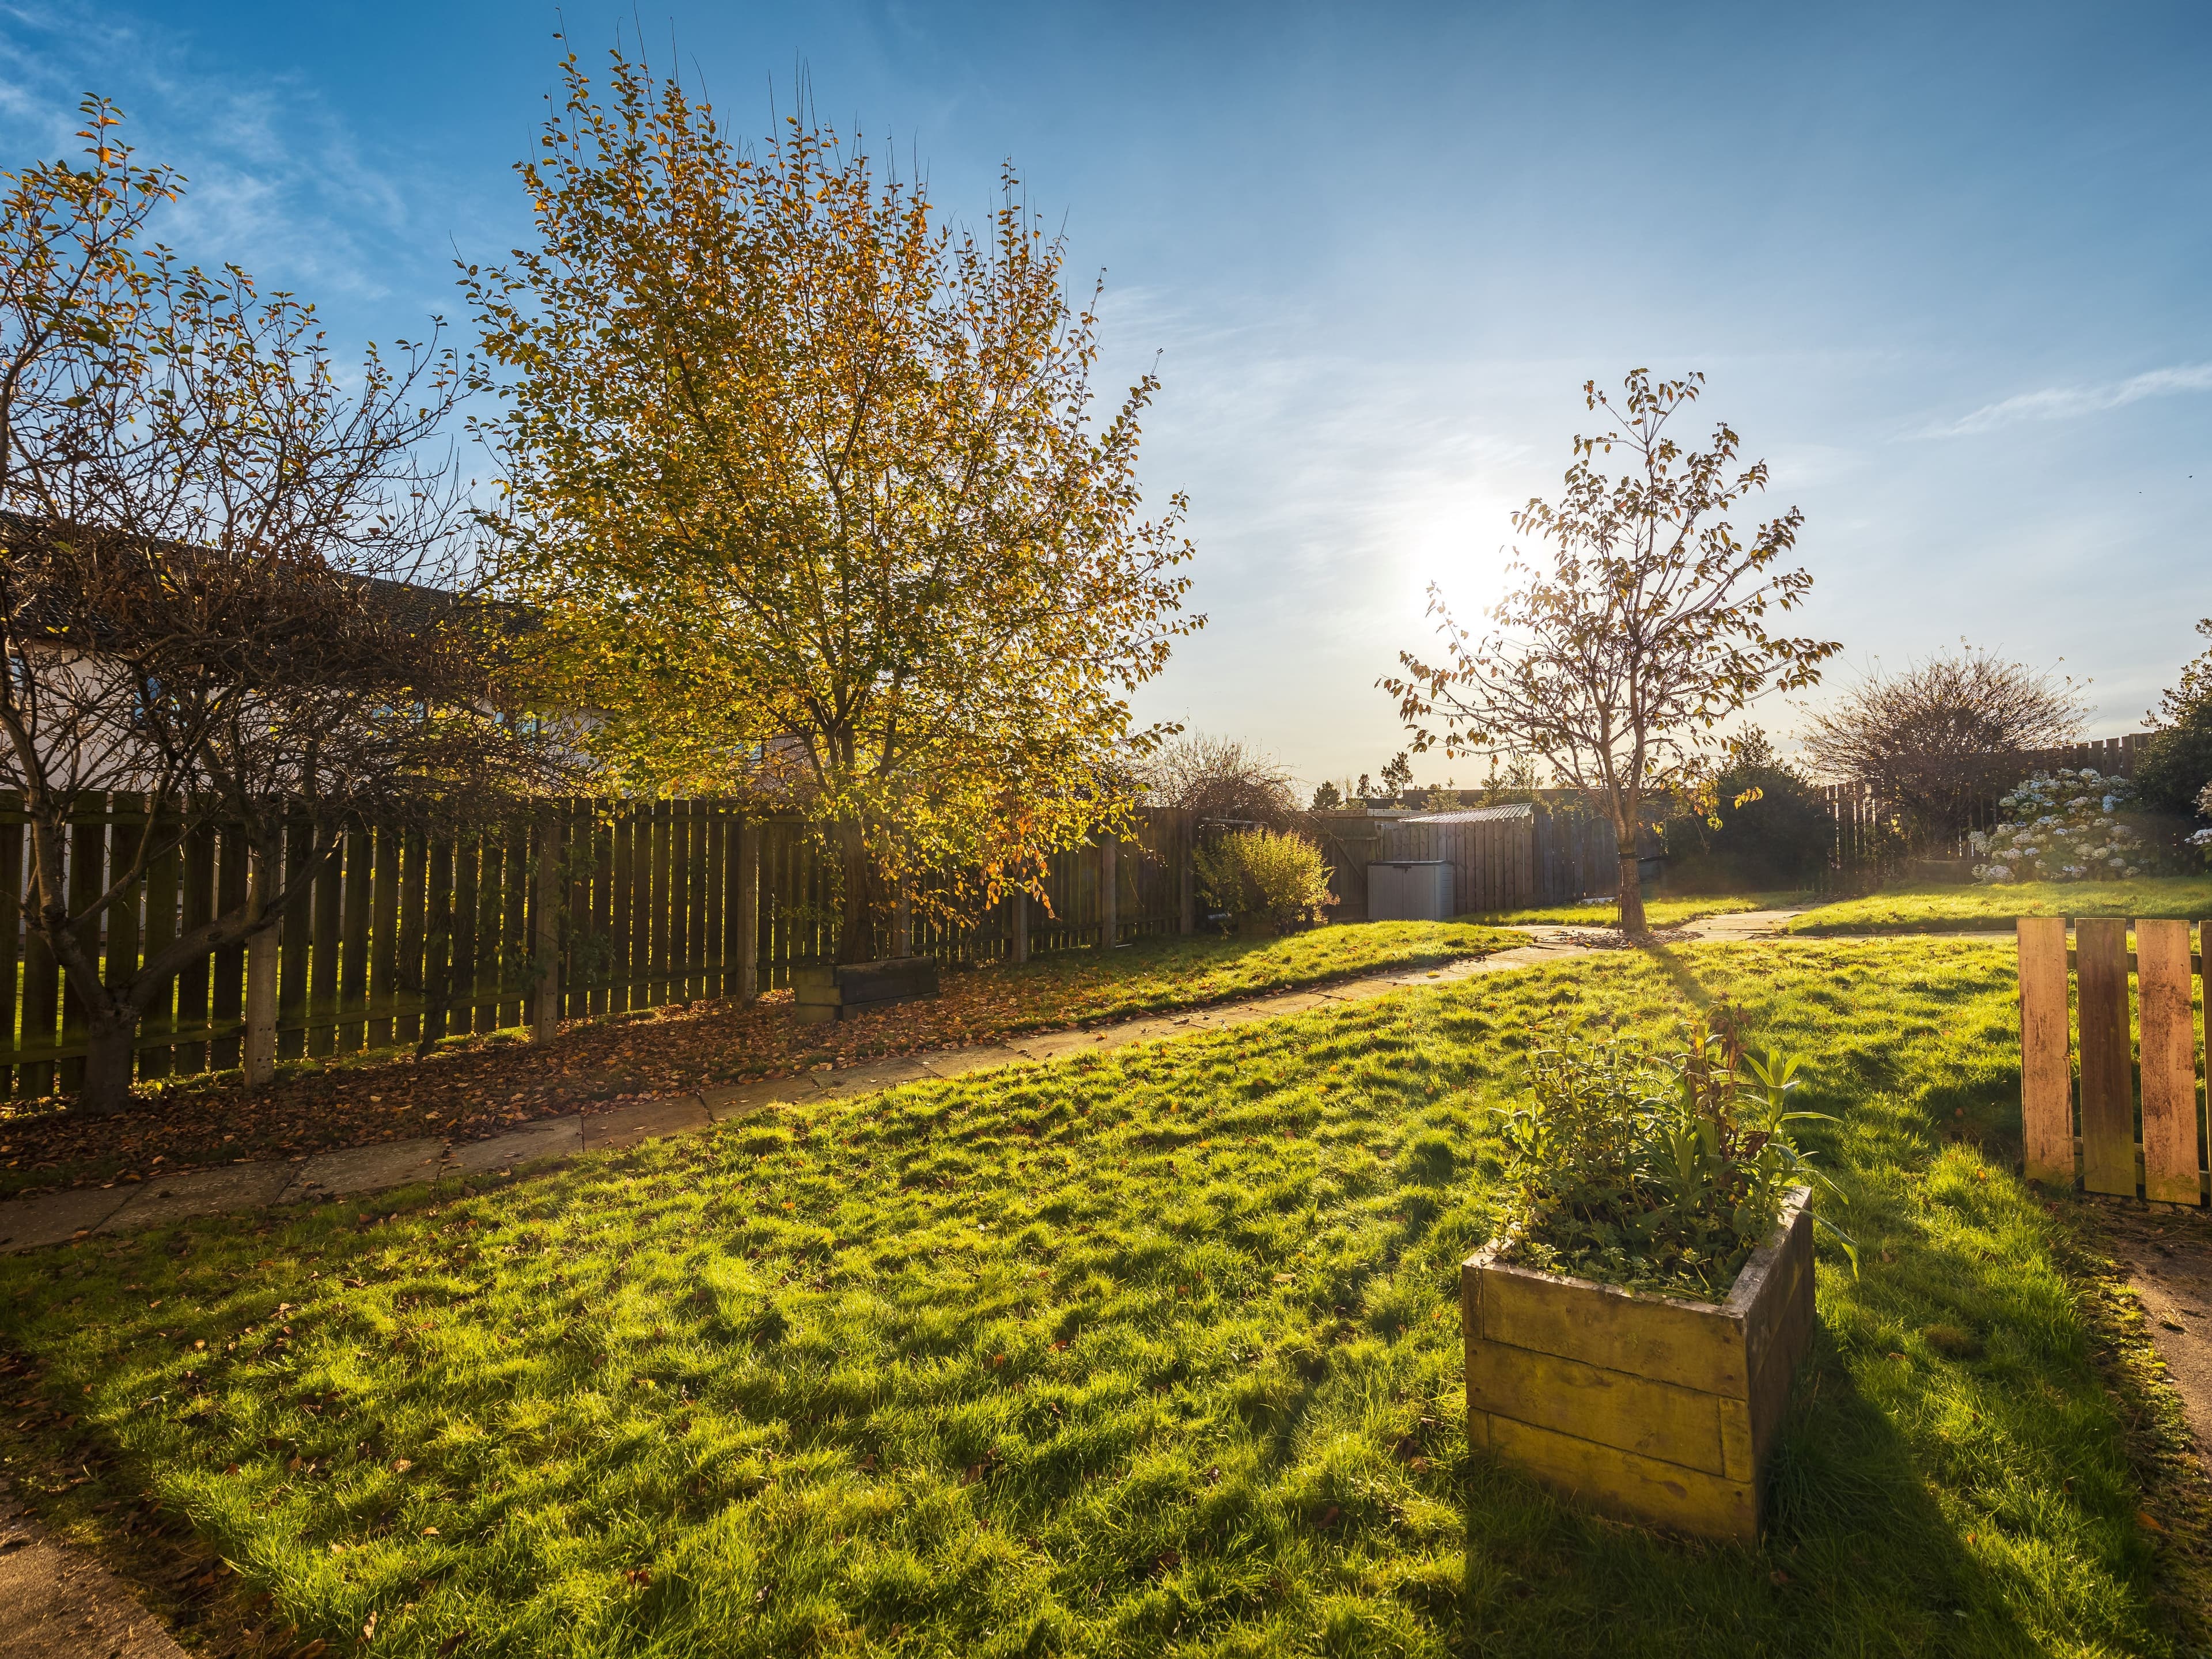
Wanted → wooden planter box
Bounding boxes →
[792,956,941,1025]
[1461,1186,1814,1541]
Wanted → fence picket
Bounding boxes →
[2137,919,2199,1204]
[2017,918,2074,1185]
[2075,919,2135,1196]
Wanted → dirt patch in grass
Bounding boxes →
[0,923,1520,1198]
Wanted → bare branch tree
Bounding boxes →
[1382,370,1839,934]
[1798,647,2086,849]
[1,101,569,1112]
[1137,733,1297,827]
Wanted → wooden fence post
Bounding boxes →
[2016,918,2072,1186]
[1013,890,1030,964]
[1099,836,1118,949]
[2075,918,2134,1196]
[2138,919,2199,1204]
[531,810,562,1043]
[895,887,912,957]
[736,819,760,1005]
[244,842,277,1086]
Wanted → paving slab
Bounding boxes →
[812,1056,934,1099]
[280,1137,445,1202]
[584,1094,710,1151]
[99,1164,293,1233]
[700,1077,820,1122]
[1006,1029,1101,1062]
[0,1186,134,1252]
[917,1044,1026,1079]
[450,1114,583,1176]
[0,1480,187,1658]
[1231,990,1335,1021]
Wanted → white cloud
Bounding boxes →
[1922,362,2212,438]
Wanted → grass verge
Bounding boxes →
[1786,876,2212,935]
[0,941,2202,1656]
[1476,891,1808,928]
[0,921,1522,1198]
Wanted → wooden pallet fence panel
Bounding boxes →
[2017,918,2075,1186]
[2074,918,2136,1197]
[2136,918,2200,1205]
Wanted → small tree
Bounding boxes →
[1383,370,1838,934]
[1309,781,1343,810]
[468,50,1198,963]
[1,103,560,1111]
[1798,647,2085,849]
[2134,619,2212,827]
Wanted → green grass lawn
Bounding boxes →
[0,922,1526,1199]
[1786,875,2212,935]
[1475,891,1809,928]
[1,941,2200,1656]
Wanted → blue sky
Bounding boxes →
[3,1,2207,790]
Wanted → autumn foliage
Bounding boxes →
[467,50,1200,960]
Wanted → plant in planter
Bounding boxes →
[1195,828,1336,937]
[1463,1013,1854,1539]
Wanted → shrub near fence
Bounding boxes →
[0,797,1196,1100]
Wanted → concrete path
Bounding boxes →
[0,1477,187,1659]
[0,927,1661,1254]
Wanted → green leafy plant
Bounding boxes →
[1195,828,1336,929]
[1493,1009,1855,1296]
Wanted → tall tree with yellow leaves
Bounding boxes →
[467,48,1199,962]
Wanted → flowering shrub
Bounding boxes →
[1967,769,2142,884]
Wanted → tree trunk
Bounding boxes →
[75,1007,140,1115]
[1616,846,1647,936]
[835,821,872,965]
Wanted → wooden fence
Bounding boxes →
[2018,916,2208,1205]
[0,798,1196,1100]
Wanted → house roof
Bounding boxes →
[1397,803,1535,825]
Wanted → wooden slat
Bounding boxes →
[395,831,428,1047]
[448,833,479,1035]
[650,800,672,1005]
[666,800,690,1000]
[2075,918,2135,1197]
[275,820,315,1060]
[499,821,528,1029]
[0,820,20,1099]
[336,825,372,1053]
[173,825,215,1075]
[2017,918,2074,1185]
[208,826,248,1072]
[2137,918,2200,1205]
[137,808,180,1081]
[589,809,614,1017]
[56,809,107,1096]
[368,825,400,1051]
[308,824,343,1058]
[422,835,455,1047]
[105,802,145,1067]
